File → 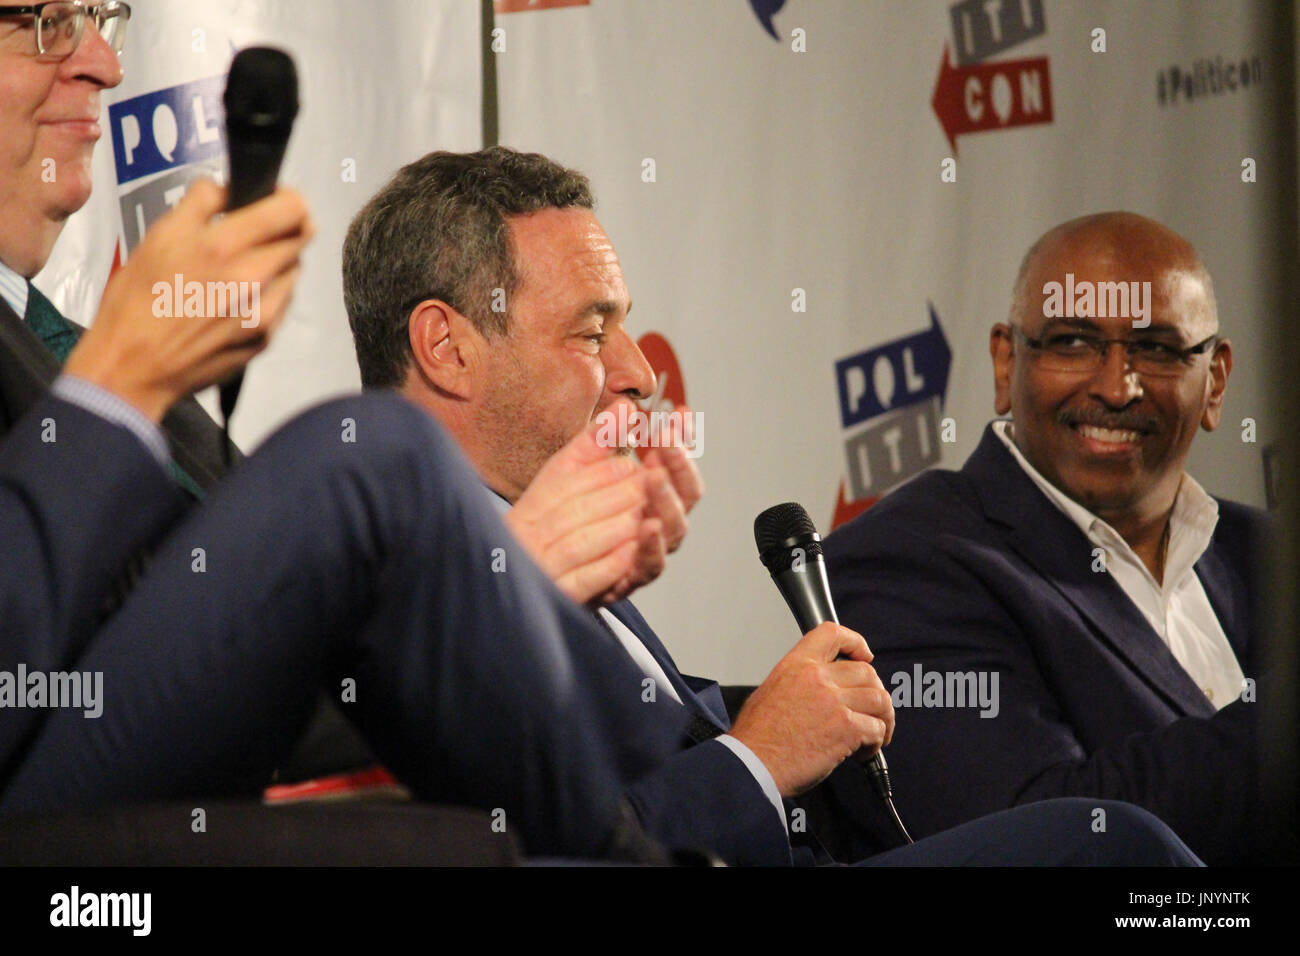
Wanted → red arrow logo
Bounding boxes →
[830,479,878,532]
[932,44,1054,153]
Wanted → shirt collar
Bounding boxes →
[484,485,512,516]
[0,258,30,318]
[992,419,1219,584]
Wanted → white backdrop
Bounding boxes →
[33,1,1291,687]
[36,0,482,445]
[494,0,1290,683]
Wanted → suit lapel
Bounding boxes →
[966,424,1213,717]
[605,600,731,730]
[160,392,238,494]
[1194,542,1250,665]
[0,297,236,494]
[0,297,62,433]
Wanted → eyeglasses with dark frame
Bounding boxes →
[1010,325,1219,378]
[0,1,130,58]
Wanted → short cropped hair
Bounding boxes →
[343,146,594,388]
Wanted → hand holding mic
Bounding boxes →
[755,501,912,842]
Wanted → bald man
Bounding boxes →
[823,213,1270,864]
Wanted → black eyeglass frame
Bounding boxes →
[1010,325,1220,371]
[0,1,131,57]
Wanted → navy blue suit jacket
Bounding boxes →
[1,294,257,778]
[0,393,184,777]
[606,601,798,865]
[0,294,381,784]
[0,296,235,495]
[823,422,1267,865]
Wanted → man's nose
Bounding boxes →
[1087,341,1144,408]
[604,329,656,401]
[59,16,124,89]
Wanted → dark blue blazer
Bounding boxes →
[0,295,229,780]
[0,296,235,494]
[606,601,798,865]
[823,422,1268,865]
[0,393,182,778]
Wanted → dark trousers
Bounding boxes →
[861,798,1202,866]
[0,394,684,858]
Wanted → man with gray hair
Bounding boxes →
[0,13,682,861]
[344,154,1206,866]
[824,212,1276,864]
[345,147,895,865]
[346,147,691,603]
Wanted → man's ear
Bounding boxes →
[408,299,481,400]
[990,323,1014,416]
[1201,337,1233,431]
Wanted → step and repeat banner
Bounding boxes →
[36,1,1291,684]
[36,0,482,446]
[494,0,1291,682]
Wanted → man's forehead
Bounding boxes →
[1035,234,1174,278]
[508,207,628,300]
[509,207,615,260]
[1160,269,1212,318]
[1022,240,1213,334]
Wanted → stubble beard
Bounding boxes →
[477,370,571,498]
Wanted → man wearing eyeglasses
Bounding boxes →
[823,211,1272,865]
[0,5,696,860]
[0,3,310,630]
[0,2,264,463]
[1,2,128,269]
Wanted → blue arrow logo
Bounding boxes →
[748,0,786,40]
[835,303,951,430]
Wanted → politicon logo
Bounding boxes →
[829,305,952,529]
[932,0,1054,153]
[495,0,589,12]
[109,75,229,255]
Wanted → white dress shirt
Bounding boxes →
[0,258,30,317]
[993,420,1245,709]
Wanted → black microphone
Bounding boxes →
[754,502,912,842]
[217,47,299,439]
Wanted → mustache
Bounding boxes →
[1057,407,1160,434]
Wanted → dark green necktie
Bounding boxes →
[23,281,81,364]
[24,281,205,500]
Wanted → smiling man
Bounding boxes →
[998,214,1229,586]
[0,1,124,278]
[823,212,1270,865]
[344,159,1213,866]
[0,8,694,862]
[344,147,898,864]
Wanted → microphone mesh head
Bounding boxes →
[224,47,299,133]
[754,502,822,572]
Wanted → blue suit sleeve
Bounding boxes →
[626,739,794,865]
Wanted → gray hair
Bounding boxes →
[343,146,595,388]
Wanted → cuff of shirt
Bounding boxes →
[716,733,789,835]
[52,375,171,470]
